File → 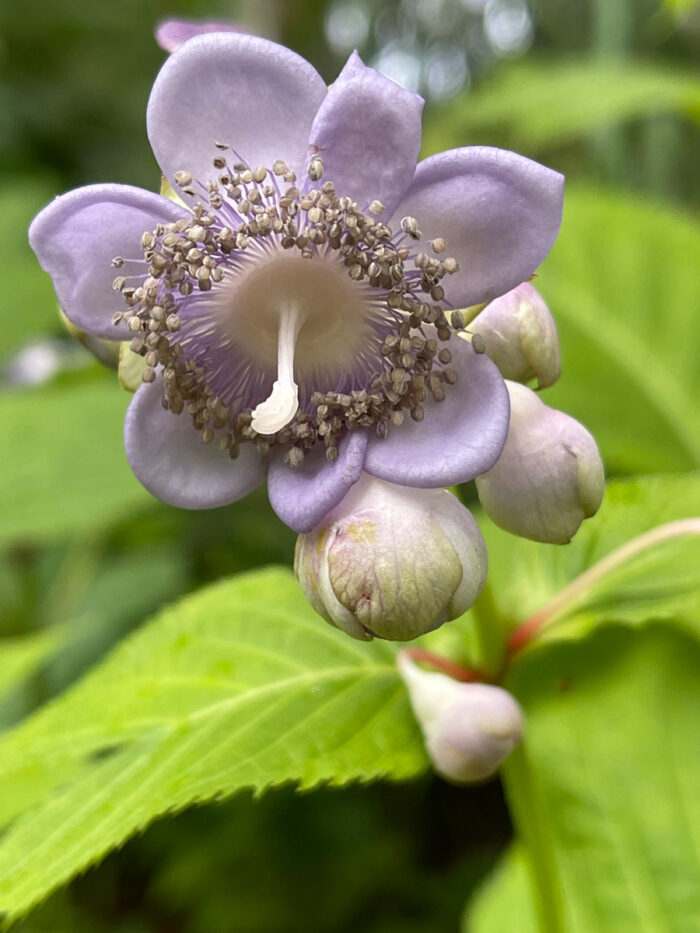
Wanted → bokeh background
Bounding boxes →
[0,0,698,930]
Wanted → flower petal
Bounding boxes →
[391,147,564,308]
[147,33,327,190]
[306,51,423,216]
[155,19,247,54]
[29,184,187,340]
[363,337,509,487]
[267,429,368,533]
[125,381,266,509]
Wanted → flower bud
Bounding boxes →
[470,282,560,389]
[118,341,148,391]
[59,308,120,369]
[475,381,604,544]
[398,653,523,783]
[294,474,487,641]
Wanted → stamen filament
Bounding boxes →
[250,300,304,435]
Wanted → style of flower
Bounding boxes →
[30,34,564,533]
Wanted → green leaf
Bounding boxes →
[0,630,62,705]
[0,568,424,921]
[537,185,700,474]
[0,177,61,366]
[0,382,150,546]
[422,60,700,154]
[502,625,700,933]
[463,844,538,933]
[475,473,700,663]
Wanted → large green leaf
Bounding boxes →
[0,568,424,922]
[475,473,700,659]
[465,474,700,932]
[537,186,700,474]
[0,382,150,546]
[463,844,538,933]
[422,60,700,154]
[500,625,700,933]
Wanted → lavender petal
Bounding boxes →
[267,428,368,533]
[125,381,266,509]
[306,51,423,216]
[29,184,187,340]
[147,34,327,192]
[391,147,564,309]
[363,336,510,487]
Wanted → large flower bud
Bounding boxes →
[294,474,488,641]
[398,653,523,783]
[470,282,560,389]
[475,381,604,544]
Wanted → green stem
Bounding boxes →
[501,746,566,933]
[643,113,680,201]
[590,0,633,184]
[7,545,39,636]
[470,583,508,678]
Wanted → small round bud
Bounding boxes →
[294,475,487,642]
[398,654,523,783]
[475,382,605,544]
[470,283,560,389]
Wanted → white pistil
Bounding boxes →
[250,300,305,435]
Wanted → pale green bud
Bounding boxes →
[470,282,560,389]
[398,653,523,783]
[58,307,120,368]
[118,341,148,391]
[294,475,487,641]
[475,381,604,544]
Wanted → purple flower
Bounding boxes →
[29,35,564,533]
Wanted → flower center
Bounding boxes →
[112,149,479,467]
[210,253,386,395]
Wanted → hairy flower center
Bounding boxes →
[112,148,479,467]
[215,254,383,389]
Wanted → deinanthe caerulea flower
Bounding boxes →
[29,34,564,533]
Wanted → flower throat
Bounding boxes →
[111,147,479,468]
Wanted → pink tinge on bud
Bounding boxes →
[294,474,488,642]
[470,282,560,389]
[398,653,523,783]
[475,381,605,544]
[155,20,248,54]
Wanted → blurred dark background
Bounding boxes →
[0,0,698,930]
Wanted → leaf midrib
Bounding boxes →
[0,662,398,775]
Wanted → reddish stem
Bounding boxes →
[403,647,487,683]
[506,613,547,659]
[506,518,700,661]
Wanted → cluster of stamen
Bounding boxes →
[112,147,479,467]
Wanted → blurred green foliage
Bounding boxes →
[0,0,699,930]
[470,625,700,933]
[537,186,700,474]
